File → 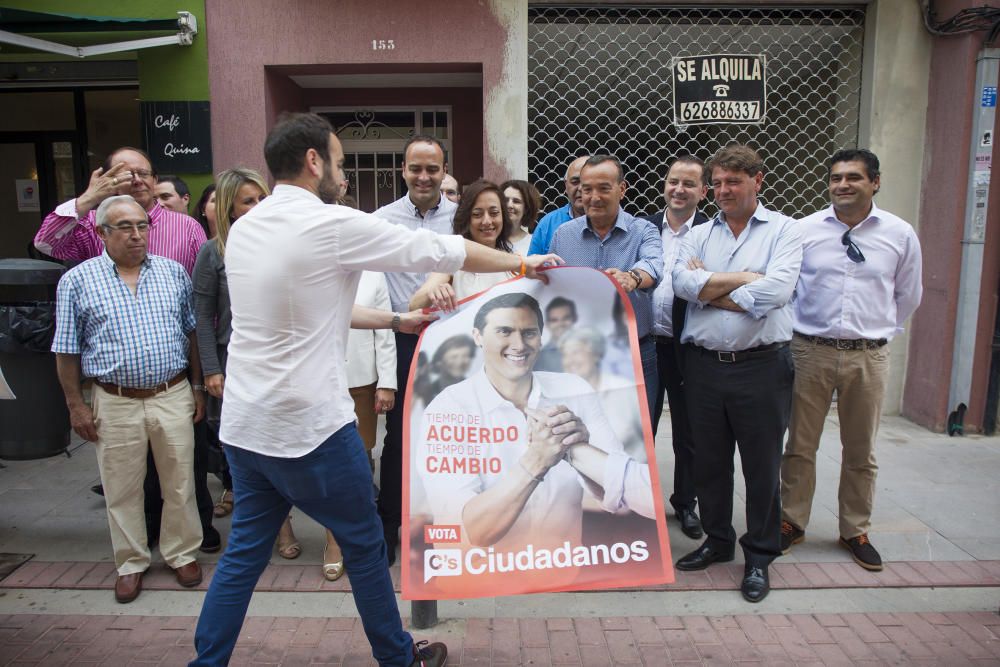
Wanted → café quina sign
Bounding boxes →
[672,54,767,125]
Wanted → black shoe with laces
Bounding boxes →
[741,564,770,603]
[410,640,448,666]
[840,534,883,571]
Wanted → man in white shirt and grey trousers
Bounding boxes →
[190,112,561,667]
[779,149,923,573]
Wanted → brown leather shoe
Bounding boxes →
[114,572,143,603]
[172,561,203,587]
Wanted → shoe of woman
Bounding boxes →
[213,489,234,518]
[276,516,301,559]
[322,543,345,581]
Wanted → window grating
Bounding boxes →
[528,5,866,218]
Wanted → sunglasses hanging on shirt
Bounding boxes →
[841,229,865,263]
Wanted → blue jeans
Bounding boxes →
[190,424,413,666]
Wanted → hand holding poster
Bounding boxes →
[402,266,673,600]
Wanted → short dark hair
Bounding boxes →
[158,175,190,198]
[432,334,477,368]
[264,112,333,180]
[582,155,625,183]
[453,179,513,252]
[102,146,155,175]
[668,155,708,186]
[473,293,544,335]
[545,296,577,321]
[829,148,880,181]
[403,134,448,165]
[707,144,764,179]
[499,179,542,233]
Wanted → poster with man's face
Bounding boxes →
[402,267,673,600]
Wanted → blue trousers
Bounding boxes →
[190,424,413,666]
[639,335,659,426]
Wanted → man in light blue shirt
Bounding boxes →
[528,155,588,255]
[671,144,802,604]
[550,155,663,420]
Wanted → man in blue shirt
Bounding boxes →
[550,155,663,419]
[528,154,589,255]
[52,195,205,604]
[671,144,802,604]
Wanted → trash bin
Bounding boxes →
[0,258,70,460]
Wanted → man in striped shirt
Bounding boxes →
[34,147,206,274]
[52,195,205,604]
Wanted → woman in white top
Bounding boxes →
[410,179,517,311]
[500,179,541,256]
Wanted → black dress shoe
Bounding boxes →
[675,543,735,571]
[200,525,222,553]
[677,508,704,540]
[91,483,105,497]
[741,565,770,603]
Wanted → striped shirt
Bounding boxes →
[550,209,664,338]
[35,199,207,275]
[374,194,457,311]
[52,252,195,388]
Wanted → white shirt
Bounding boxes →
[220,184,466,458]
[512,233,532,257]
[416,369,630,552]
[652,212,695,337]
[451,269,514,301]
[346,272,396,389]
[794,203,923,340]
[375,194,458,311]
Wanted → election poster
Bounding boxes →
[402,266,673,600]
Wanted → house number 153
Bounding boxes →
[372,39,395,50]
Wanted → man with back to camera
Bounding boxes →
[643,156,711,541]
[189,112,561,666]
[549,155,663,421]
[672,144,802,603]
[779,149,922,571]
[375,135,457,565]
[528,154,589,255]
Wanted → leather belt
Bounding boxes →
[794,332,887,350]
[692,341,788,363]
[96,371,187,399]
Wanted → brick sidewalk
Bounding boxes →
[1,611,999,666]
[4,560,1000,594]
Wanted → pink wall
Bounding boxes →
[205,0,506,181]
[903,3,1000,431]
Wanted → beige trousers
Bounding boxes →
[349,382,378,472]
[92,379,202,575]
[780,335,889,539]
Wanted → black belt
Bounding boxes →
[691,341,788,363]
[794,332,887,350]
[654,335,675,345]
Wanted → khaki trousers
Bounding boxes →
[780,335,889,539]
[349,382,378,472]
[92,379,202,575]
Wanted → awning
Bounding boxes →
[0,7,197,58]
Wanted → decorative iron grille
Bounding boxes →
[528,5,866,218]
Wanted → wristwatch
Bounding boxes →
[192,384,206,392]
[391,312,401,333]
[628,269,643,289]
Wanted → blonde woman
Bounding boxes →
[192,168,301,559]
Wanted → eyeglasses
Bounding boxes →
[841,229,865,263]
[103,222,150,234]
[131,169,154,178]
